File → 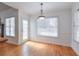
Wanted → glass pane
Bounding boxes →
[37,17,58,37]
[5,18,10,36]
[10,27,15,36]
[6,27,10,36]
[74,26,79,42]
[49,18,57,27]
[10,17,15,26]
[23,20,28,40]
[74,12,79,25]
[10,17,15,36]
[5,18,10,27]
[5,17,15,36]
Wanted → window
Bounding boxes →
[23,20,28,40]
[73,10,79,42]
[37,17,58,37]
[5,17,15,36]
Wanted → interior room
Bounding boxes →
[0,2,79,56]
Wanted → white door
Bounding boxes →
[23,20,28,41]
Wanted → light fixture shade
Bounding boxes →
[38,16,45,20]
[37,3,45,20]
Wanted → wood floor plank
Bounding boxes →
[0,41,77,56]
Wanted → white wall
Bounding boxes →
[18,9,30,44]
[0,8,19,44]
[0,6,30,45]
[30,9,72,47]
[71,3,79,55]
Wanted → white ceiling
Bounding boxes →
[3,2,75,15]
[0,3,11,12]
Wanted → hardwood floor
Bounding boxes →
[0,41,77,56]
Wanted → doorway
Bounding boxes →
[22,19,28,42]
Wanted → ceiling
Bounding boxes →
[3,2,75,15]
[0,2,11,12]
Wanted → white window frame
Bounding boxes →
[36,16,58,37]
[73,10,79,43]
[5,17,15,37]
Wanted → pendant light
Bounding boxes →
[38,3,45,20]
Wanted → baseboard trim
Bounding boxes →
[6,40,19,45]
[71,46,79,56]
[31,40,71,48]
